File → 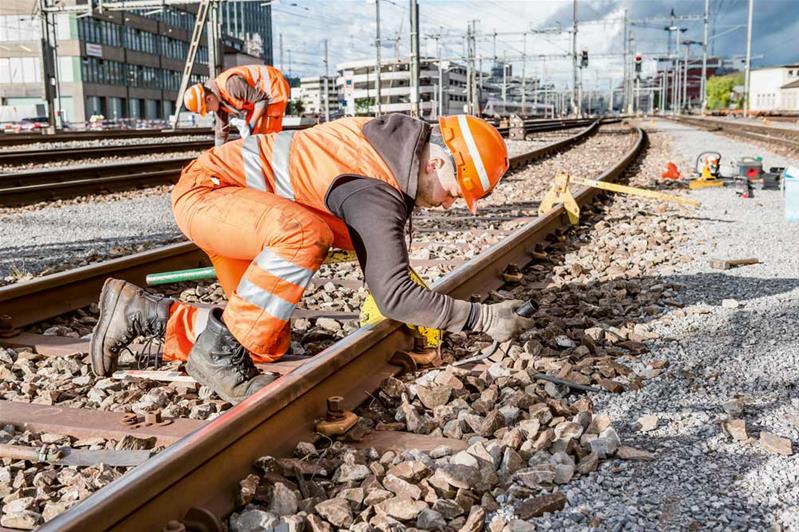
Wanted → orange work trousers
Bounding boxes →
[164,170,333,363]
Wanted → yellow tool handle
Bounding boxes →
[571,177,702,208]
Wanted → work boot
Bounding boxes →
[90,278,174,376]
[186,308,277,404]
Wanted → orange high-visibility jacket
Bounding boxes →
[180,115,426,250]
[215,65,290,124]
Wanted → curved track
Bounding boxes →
[670,115,799,152]
[9,123,647,531]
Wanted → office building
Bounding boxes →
[0,0,272,124]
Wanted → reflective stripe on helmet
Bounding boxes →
[457,114,491,192]
[272,130,295,200]
[243,136,266,191]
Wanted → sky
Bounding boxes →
[270,0,799,89]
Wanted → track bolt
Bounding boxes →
[326,396,345,421]
[145,411,162,425]
[121,413,138,426]
[0,315,17,338]
[502,263,524,283]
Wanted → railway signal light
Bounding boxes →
[580,49,589,68]
[634,53,642,75]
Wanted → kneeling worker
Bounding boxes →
[184,64,290,146]
[91,114,533,403]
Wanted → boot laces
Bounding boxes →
[129,310,167,370]
[229,344,257,381]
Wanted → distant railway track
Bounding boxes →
[670,115,799,153]
[0,140,212,165]
[0,119,606,207]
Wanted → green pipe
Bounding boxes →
[146,266,217,286]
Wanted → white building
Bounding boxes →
[749,64,799,113]
[336,57,468,119]
[297,76,339,117]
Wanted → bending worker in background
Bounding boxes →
[184,64,290,146]
[90,114,533,403]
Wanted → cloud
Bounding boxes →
[271,0,799,86]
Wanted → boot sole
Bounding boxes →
[185,358,242,405]
[89,278,124,377]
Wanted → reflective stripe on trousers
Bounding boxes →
[242,131,295,201]
[235,248,315,321]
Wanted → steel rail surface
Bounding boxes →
[0,140,213,165]
[41,126,646,532]
[0,120,602,328]
[0,242,208,328]
[0,123,314,147]
[671,116,799,151]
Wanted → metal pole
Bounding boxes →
[521,32,527,116]
[38,0,58,132]
[279,33,284,71]
[323,39,330,122]
[207,1,222,79]
[701,0,709,115]
[571,0,578,116]
[502,52,507,108]
[374,0,382,116]
[622,9,629,114]
[682,43,689,110]
[465,25,472,114]
[743,0,753,117]
[436,36,443,117]
[409,0,420,117]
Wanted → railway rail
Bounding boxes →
[670,115,799,152]
[0,121,646,530]
[0,118,600,207]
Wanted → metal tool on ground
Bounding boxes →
[453,299,538,367]
[0,443,150,467]
[539,172,702,225]
[689,151,724,190]
[709,257,760,270]
[145,249,360,286]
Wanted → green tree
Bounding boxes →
[354,97,375,115]
[706,72,744,110]
[286,100,306,116]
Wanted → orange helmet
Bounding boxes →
[184,84,207,116]
[438,115,508,214]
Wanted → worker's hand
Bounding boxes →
[474,299,534,343]
[229,117,251,139]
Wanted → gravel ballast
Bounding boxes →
[531,119,799,531]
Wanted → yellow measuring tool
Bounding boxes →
[539,172,701,225]
[324,250,442,347]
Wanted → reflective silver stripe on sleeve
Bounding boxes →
[457,114,491,192]
[243,135,266,191]
[236,277,295,321]
[272,130,295,200]
[254,248,314,288]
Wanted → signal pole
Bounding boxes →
[323,39,330,122]
[701,0,709,114]
[570,0,578,116]
[38,0,58,132]
[409,0,420,117]
[743,0,753,117]
[374,0,382,116]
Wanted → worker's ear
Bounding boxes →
[424,157,445,173]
